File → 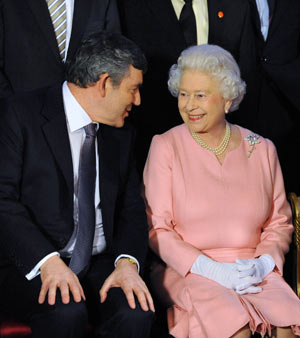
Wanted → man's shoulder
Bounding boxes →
[1,85,59,107]
[0,85,63,121]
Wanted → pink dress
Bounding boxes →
[143,124,300,338]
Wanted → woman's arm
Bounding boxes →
[143,134,201,277]
[254,140,293,274]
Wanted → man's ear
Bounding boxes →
[96,73,111,97]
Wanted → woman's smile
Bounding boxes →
[188,113,206,122]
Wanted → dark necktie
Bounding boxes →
[179,0,197,47]
[69,123,97,276]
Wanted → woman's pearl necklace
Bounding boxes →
[190,123,231,156]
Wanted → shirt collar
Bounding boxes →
[62,81,94,133]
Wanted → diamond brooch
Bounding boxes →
[245,133,261,158]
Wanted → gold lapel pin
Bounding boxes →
[218,11,224,18]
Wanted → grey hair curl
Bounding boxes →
[168,44,246,111]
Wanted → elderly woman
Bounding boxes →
[143,44,300,338]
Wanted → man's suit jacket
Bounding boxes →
[249,0,300,138]
[0,86,148,285]
[248,0,300,195]
[117,0,258,174]
[0,0,120,98]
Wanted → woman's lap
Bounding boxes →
[151,265,300,338]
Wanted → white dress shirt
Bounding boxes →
[255,0,270,40]
[60,81,106,257]
[26,82,138,280]
[171,0,209,45]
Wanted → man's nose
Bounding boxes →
[133,90,141,106]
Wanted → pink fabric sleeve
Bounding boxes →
[143,135,201,277]
[254,140,293,274]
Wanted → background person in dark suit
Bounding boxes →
[117,0,258,175]
[246,0,300,290]
[248,0,300,196]
[0,0,120,98]
[0,32,154,338]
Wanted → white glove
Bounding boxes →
[191,254,262,293]
[236,254,275,281]
[235,285,262,295]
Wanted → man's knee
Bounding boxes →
[52,300,88,326]
[117,304,154,327]
[110,296,154,337]
[97,288,154,337]
[31,300,88,338]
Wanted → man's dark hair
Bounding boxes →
[66,31,147,88]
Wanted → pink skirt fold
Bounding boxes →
[151,249,300,337]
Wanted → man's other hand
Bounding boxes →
[99,259,155,312]
[39,255,85,305]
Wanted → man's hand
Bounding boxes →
[39,255,85,305]
[99,259,155,312]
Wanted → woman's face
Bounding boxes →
[178,70,232,134]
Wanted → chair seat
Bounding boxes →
[0,316,97,337]
[0,318,31,337]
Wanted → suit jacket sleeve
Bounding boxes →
[0,99,58,276]
[254,140,294,274]
[264,58,300,111]
[108,125,149,272]
[143,135,201,277]
[0,2,13,98]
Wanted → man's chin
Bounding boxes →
[115,119,125,128]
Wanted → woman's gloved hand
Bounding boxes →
[191,254,262,294]
[236,254,275,281]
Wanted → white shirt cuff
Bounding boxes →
[25,252,60,280]
[114,254,140,273]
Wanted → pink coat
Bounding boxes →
[144,124,300,338]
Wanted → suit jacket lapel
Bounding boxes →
[146,0,186,48]
[248,0,264,40]
[97,124,119,243]
[26,0,62,64]
[41,86,74,195]
[207,0,228,43]
[250,0,290,42]
[267,0,290,40]
[67,0,93,60]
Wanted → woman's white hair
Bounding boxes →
[168,44,246,111]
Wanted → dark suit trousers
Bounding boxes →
[0,253,153,338]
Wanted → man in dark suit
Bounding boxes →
[117,0,258,175]
[248,0,300,290]
[249,0,300,196]
[0,0,120,98]
[0,32,154,338]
